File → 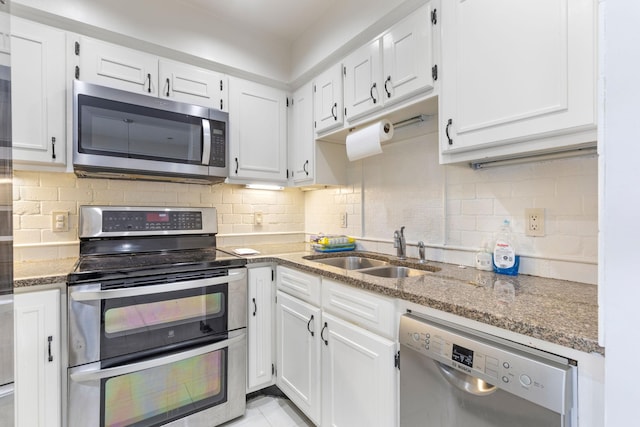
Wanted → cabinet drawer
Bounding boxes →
[276,266,321,306]
[321,279,396,339]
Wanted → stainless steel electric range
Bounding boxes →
[66,206,247,427]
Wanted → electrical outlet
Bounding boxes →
[525,208,545,237]
[254,211,263,225]
[340,212,348,228]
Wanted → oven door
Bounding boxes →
[68,330,246,427]
[68,267,247,367]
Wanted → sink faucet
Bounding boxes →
[394,226,406,260]
[418,241,426,263]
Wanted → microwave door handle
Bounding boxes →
[201,118,212,165]
[70,269,246,302]
[70,332,244,383]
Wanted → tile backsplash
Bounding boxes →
[12,171,305,261]
[13,131,598,285]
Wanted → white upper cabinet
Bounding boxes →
[11,17,67,168]
[381,2,435,107]
[343,3,436,123]
[228,77,288,183]
[343,39,383,121]
[289,83,314,185]
[439,0,597,163]
[76,36,158,96]
[158,59,228,110]
[76,38,227,110]
[314,63,344,134]
[289,83,348,188]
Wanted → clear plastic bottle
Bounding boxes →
[475,242,493,271]
[493,219,520,275]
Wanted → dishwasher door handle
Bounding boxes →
[435,361,497,396]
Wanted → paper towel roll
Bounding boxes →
[346,119,394,161]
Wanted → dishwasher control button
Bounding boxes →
[412,333,420,342]
[485,356,498,368]
[502,376,510,383]
[503,362,510,369]
[520,374,532,386]
[425,333,431,339]
[485,368,498,379]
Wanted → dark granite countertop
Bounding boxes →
[235,244,602,356]
[14,243,602,355]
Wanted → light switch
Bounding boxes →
[52,211,69,232]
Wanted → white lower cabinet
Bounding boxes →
[275,266,398,427]
[14,288,61,427]
[247,266,276,393]
[321,312,396,427]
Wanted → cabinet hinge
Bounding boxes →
[343,66,346,77]
[432,64,438,81]
[272,269,275,282]
[313,84,316,93]
[431,9,437,25]
[74,41,80,56]
[314,121,317,129]
[272,363,276,376]
[395,351,400,369]
[344,107,347,117]
[75,65,80,80]
[220,79,223,91]
[286,97,289,107]
[220,99,224,110]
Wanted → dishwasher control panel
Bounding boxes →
[399,313,575,415]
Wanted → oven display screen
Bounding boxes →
[452,344,474,368]
[147,212,170,223]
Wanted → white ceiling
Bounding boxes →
[181,0,339,43]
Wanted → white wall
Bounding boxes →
[600,1,640,424]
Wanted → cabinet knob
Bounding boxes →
[47,335,53,362]
[307,315,315,337]
[321,322,328,346]
[384,76,392,98]
[370,82,378,104]
[331,103,338,121]
[446,119,454,145]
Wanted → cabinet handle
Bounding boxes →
[320,322,328,346]
[146,73,152,93]
[446,119,453,145]
[47,336,53,362]
[303,160,309,176]
[331,103,338,121]
[252,298,257,317]
[370,82,377,104]
[307,315,315,337]
[384,76,392,98]
[166,78,170,97]
[235,157,239,174]
[51,137,56,160]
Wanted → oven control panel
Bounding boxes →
[79,206,218,237]
[102,211,203,232]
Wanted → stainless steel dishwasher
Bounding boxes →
[399,313,577,427]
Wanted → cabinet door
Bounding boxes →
[382,3,434,106]
[276,291,322,425]
[78,37,158,95]
[321,313,397,427]
[14,289,61,427]
[343,39,383,122]
[289,83,314,186]
[11,17,66,167]
[314,63,344,134]
[228,77,287,183]
[440,0,596,159]
[159,59,227,111]
[247,266,275,392]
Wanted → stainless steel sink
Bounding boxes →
[307,256,389,270]
[359,265,437,278]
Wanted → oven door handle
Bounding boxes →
[70,269,246,301]
[70,332,244,383]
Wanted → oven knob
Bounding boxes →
[520,374,532,387]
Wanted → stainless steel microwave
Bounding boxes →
[73,81,228,184]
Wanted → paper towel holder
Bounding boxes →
[347,114,429,133]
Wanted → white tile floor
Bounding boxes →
[221,395,314,427]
